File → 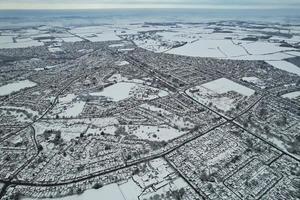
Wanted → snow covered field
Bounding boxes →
[90,82,168,102]
[282,91,300,99]
[202,78,255,96]
[166,39,298,60]
[266,60,300,76]
[0,35,43,49]
[0,80,37,96]
[34,117,119,141]
[187,78,254,112]
[126,124,186,141]
[47,93,86,118]
[242,77,266,89]
[70,26,121,42]
[22,184,125,200]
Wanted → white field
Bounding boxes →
[125,124,186,141]
[187,78,254,112]
[115,61,129,66]
[47,93,86,118]
[34,117,119,141]
[266,60,300,76]
[62,101,86,118]
[109,43,125,48]
[90,82,168,102]
[202,78,254,96]
[70,26,120,42]
[90,82,137,101]
[242,77,266,89]
[240,41,295,55]
[22,183,125,200]
[282,91,300,99]
[140,103,194,130]
[61,37,83,42]
[167,39,297,60]
[0,36,43,49]
[118,48,135,52]
[0,80,37,96]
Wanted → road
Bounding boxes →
[0,48,298,199]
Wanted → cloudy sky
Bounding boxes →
[1,0,299,9]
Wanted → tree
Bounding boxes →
[92,183,103,189]
[38,144,43,152]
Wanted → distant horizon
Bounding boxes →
[0,0,300,10]
[1,7,300,10]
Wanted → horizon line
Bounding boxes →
[0,3,299,10]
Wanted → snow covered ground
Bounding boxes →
[125,124,186,141]
[34,117,119,141]
[47,93,86,118]
[22,183,125,200]
[70,26,121,42]
[187,78,254,112]
[0,80,37,96]
[282,91,300,99]
[166,39,298,60]
[0,35,43,49]
[202,78,254,96]
[115,61,129,66]
[241,77,266,89]
[266,60,300,76]
[90,82,168,102]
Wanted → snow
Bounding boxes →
[266,60,300,76]
[90,82,137,101]
[115,61,129,66]
[202,78,255,97]
[187,78,254,112]
[70,26,120,42]
[0,37,43,49]
[87,32,121,42]
[119,179,142,200]
[126,125,186,141]
[241,41,296,55]
[241,77,265,89]
[0,80,37,96]
[34,118,119,141]
[63,101,85,118]
[118,48,135,52]
[47,94,85,118]
[140,104,171,115]
[61,37,83,42]
[48,47,63,53]
[0,106,40,117]
[282,91,300,99]
[22,183,125,200]
[167,39,227,58]
[107,74,129,82]
[109,43,125,48]
[90,82,168,102]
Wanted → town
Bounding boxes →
[0,18,299,200]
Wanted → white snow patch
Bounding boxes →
[202,78,254,96]
[22,183,125,200]
[115,61,129,66]
[282,91,300,99]
[266,60,300,76]
[126,125,186,141]
[0,80,36,96]
[90,82,168,102]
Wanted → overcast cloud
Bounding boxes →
[1,0,299,9]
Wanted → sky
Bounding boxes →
[0,0,300,10]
